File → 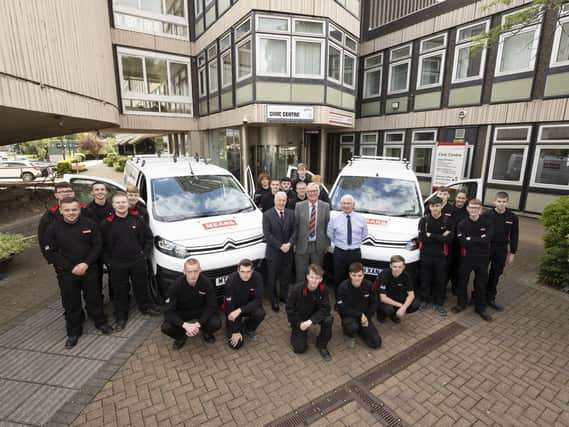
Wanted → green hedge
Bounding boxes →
[538,196,569,289]
[56,160,72,175]
[104,153,118,166]
[113,156,128,172]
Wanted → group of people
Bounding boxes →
[38,181,160,349]
[38,167,518,361]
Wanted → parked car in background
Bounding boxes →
[0,160,52,182]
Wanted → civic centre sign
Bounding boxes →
[267,105,314,122]
[432,142,468,188]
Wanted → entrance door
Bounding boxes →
[304,131,320,173]
[250,145,299,180]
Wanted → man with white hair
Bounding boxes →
[327,194,368,290]
[263,191,297,311]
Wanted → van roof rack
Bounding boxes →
[131,155,210,166]
[348,156,410,169]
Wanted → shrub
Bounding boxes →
[0,233,32,261]
[113,156,128,172]
[538,196,569,289]
[56,160,72,175]
[104,153,118,166]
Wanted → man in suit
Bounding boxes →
[262,191,296,312]
[294,183,330,283]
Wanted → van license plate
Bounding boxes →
[364,266,382,277]
[215,274,230,287]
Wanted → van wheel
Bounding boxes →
[22,172,34,182]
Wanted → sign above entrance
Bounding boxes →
[267,105,314,122]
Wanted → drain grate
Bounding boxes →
[266,322,466,427]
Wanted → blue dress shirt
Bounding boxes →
[327,210,368,250]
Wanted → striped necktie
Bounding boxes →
[308,203,316,238]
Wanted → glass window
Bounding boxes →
[453,44,484,82]
[220,33,231,51]
[221,51,232,88]
[236,39,252,80]
[551,18,569,66]
[208,60,218,94]
[361,145,377,156]
[114,0,188,39]
[495,127,531,142]
[343,52,356,87]
[207,44,217,60]
[163,0,184,16]
[532,148,569,187]
[341,134,355,144]
[496,27,540,75]
[339,145,353,167]
[198,67,207,97]
[256,35,289,76]
[420,34,446,52]
[345,35,357,52]
[391,44,411,62]
[388,60,410,94]
[235,18,251,41]
[121,56,145,93]
[197,53,206,67]
[257,15,290,33]
[293,38,324,78]
[361,133,377,144]
[218,0,230,14]
[329,25,343,44]
[328,44,342,83]
[364,53,382,68]
[169,62,189,96]
[385,132,404,143]
[540,125,569,141]
[363,67,381,98]
[490,147,526,183]
[293,19,324,36]
[413,131,436,142]
[412,147,433,175]
[145,57,168,95]
[384,146,402,159]
[457,22,487,43]
[418,51,445,88]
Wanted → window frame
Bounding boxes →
[221,50,232,89]
[292,17,325,36]
[117,46,193,117]
[529,144,569,189]
[327,42,343,84]
[234,16,251,41]
[494,23,541,76]
[390,44,412,62]
[550,14,569,67]
[255,34,291,77]
[364,53,382,69]
[388,58,411,94]
[494,125,532,143]
[363,66,382,99]
[198,66,207,97]
[220,32,232,52]
[339,134,355,168]
[256,14,291,34]
[208,59,219,94]
[360,132,378,156]
[419,33,447,54]
[345,34,358,53]
[342,50,357,89]
[235,37,252,82]
[417,49,446,89]
[410,129,437,177]
[538,124,569,142]
[329,24,344,45]
[292,36,325,79]
[487,144,529,186]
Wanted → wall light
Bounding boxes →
[391,101,400,110]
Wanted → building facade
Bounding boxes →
[1,0,568,213]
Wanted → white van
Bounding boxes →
[66,156,266,301]
[327,156,481,280]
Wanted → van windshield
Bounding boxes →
[330,176,422,217]
[151,175,255,222]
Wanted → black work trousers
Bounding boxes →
[57,268,107,337]
[377,300,420,320]
[290,316,333,353]
[161,313,221,341]
[487,245,508,302]
[266,254,293,302]
[333,248,362,288]
[110,259,151,320]
[419,255,448,306]
[457,255,489,312]
[449,240,461,295]
[340,315,381,349]
[226,307,265,337]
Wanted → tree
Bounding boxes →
[79,134,106,158]
[471,1,568,50]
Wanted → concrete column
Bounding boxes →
[320,128,327,183]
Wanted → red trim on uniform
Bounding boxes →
[129,209,139,216]
[50,203,59,213]
[319,283,324,292]
[418,240,423,249]
[460,247,466,257]
[303,287,308,297]
[79,203,87,209]
[373,278,380,290]
[106,212,116,222]
[443,243,448,256]
[221,298,227,313]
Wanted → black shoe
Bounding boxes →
[378,315,387,323]
[468,294,475,306]
[451,305,466,314]
[487,300,504,312]
[114,319,127,332]
[318,347,332,361]
[97,324,113,335]
[65,336,79,349]
[476,310,493,322]
[271,300,280,312]
[244,329,257,341]
[202,332,215,344]
[390,313,401,324]
[173,337,186,350]
[140,306,161,316]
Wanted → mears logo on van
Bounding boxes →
[202,219,238,230]
[367,218,389,226]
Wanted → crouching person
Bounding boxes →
[225,259,265,350]
[375,255,419,323]
[286,264,333,361]
[336,262,381,350]
[161,258,221,350]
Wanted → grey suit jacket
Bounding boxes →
[294,200,330,255]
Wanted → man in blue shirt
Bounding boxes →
[327,194,368,289]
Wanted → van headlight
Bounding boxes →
[406,238,418,251]
[155,236,188,258]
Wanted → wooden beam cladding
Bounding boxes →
[368,0,440,30]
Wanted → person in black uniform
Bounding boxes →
[38,182,86,262]
[286,264,333,361]
[291,163,311,190]
[375,255,419,323]
[288,181,308,210]
[161,258,220,349]
[452,198,494,321]
[259,179,281,212]
[280,176,295,200]
[336,262,381,349]
[263,191,296,311]
[224,259,265,350]
[126,185,149,223]
[44,198,113,348]
[253,172,271,207]
[100,192,160,332]
[484,192,519,312]
[449,191,468,295]
[437,187,456,223]
[418,196,453,316]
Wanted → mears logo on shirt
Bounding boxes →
[249,288,255,292]
[82,229,92,234]
[198,290,206,295]
[379,284,386,291]
[364,294,369,298]
[226,297,232,301]
[505,221,513,224]
[480,228,486,232]
[132,225,137,229]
